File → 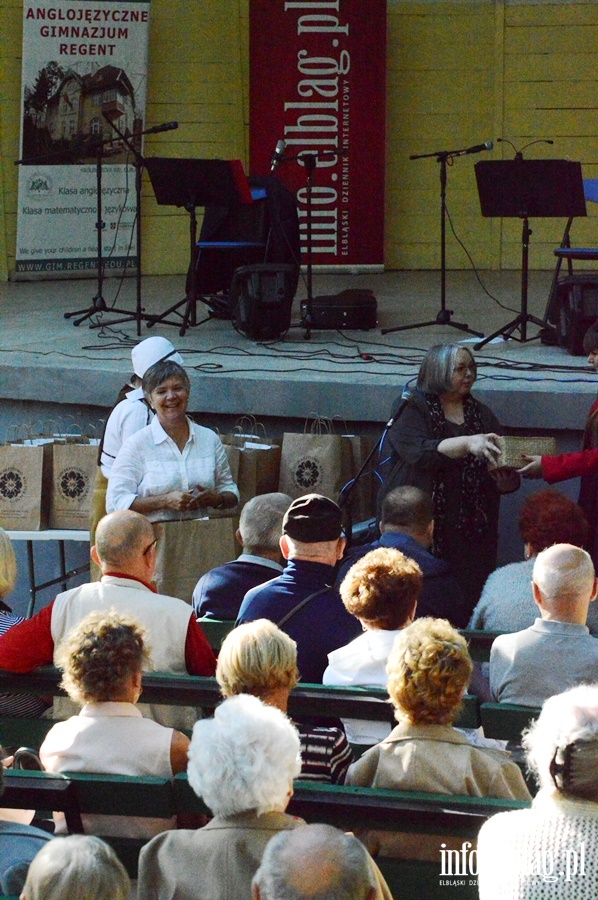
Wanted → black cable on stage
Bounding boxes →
[444,202,520,315]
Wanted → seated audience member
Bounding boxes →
[323,547,422,745]
[20,834,130,900]
[347,617,530,800]
[0,528,48,718]
[490,544,598,707]
[0,510,215,678]
[338,486,470,627]
[40,610,189,837]
[0,762,52,896]
[138,694,304,900]
[217,619,353,783]
[477,684,598,899]
[193,492,291,620]
[470,488,597,633]
[252,823,391,900]
[237,494,361,682]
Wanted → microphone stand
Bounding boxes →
[274,147,344,339]
[382,146,484,338]
[59,124,165,330]
[85,115,154,335]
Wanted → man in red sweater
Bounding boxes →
[0,510,215,679]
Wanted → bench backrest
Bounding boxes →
[480,702,541,742]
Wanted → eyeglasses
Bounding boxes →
[142,538,157,557]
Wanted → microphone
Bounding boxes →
[145,121,178,135]
[450,140,494,158]
[270,139,286,173]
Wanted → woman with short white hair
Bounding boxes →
[477,684,598,898]
[138,694,304,900]
[20,835,129,900]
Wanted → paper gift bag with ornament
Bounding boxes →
[49,437,100,530]
[278,418,354,503]
[0,440,52,530]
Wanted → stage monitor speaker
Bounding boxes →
[229,263,298,340]
[556,274,598,355]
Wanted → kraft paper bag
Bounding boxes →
[344,434,377,523]
[0,442,52,530]
[49,439,100,530]
[152,516,238,603]
[278,431,353,502]
[221,419,281,509]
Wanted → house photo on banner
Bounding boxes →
[16,0,151,277]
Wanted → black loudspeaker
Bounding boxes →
[556,275,598,355]
[301,290,378,330]
[229,263,299,340]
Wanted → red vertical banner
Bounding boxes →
[250,0,387,268]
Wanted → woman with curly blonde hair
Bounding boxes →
[40,609,189,837]
[346,617,530,800]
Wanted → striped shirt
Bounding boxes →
[297,726,354,784]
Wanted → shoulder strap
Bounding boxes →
[276,587,331,629]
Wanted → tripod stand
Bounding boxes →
[473,158,586,351]
[382,146,484,338]
[62,133,151,331]
[86,115,154,335]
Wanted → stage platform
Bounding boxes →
[1,266,596,614]
[0,267,596,435]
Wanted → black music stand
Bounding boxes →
[144,158,252,335]
[473,159,586,350]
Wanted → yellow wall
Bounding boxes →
[2,0,598,278]
[386,0,598,271]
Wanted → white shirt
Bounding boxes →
[100,388,153,477]
[40,702,175,838]
[323,629,402,745]
[106,417,239,522]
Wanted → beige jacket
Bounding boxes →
[346,722,531,800]
[138,811,303,900]
[138,809,394,899]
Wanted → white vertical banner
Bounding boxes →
[15,0,151,277]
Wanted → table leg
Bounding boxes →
[26,540,37,619]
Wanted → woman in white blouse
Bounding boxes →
[106,360,239,522]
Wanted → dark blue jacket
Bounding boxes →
[192,557,283,621]
[237,559,362,683]
[337,532,470,629]
[0,821,52,895]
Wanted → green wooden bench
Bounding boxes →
[459,629,507,663]
[2,769,83,833]
[0,668,481,735]
[196,617,236,652]
[3,769,531,893]
[174,773,528,836]
[0,716,55,752]
[480,702,541,742]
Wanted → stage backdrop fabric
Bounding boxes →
[249,0,387,269]
[15,0,151,276]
